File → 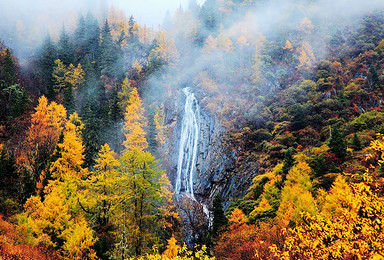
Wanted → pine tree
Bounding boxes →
[188,0,201,16]
[329,125,347,160]
[1,49,17,87]
[74,15,86,53]
[58,26,74,65]
[199,0,220,38]
[85,12,101,62]
[64,84,75,114]
[108,86,123,152]
[100,20,117,77]
[82,101,102,168]
[282,147,295,176]
[212,194,228,237]
[369,65,380,89]
[352,132,362,151]
[128,16,139,44]
[39,35,57,99]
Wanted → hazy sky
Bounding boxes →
[111,0,206,26]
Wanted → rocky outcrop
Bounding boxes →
[164,88,260,210]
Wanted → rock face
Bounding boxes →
[165,88,260,210]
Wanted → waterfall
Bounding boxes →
[175,87,200,199]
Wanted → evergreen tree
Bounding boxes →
[282,147,295,176]
[199,0,221,36]
[58,26,74,65]
[212,194,228,237]
[82,100,102,168]
[311,153,328,177]
[74,15,86,53]
[128,16,139,44]
[352,132,362,151]
[3,84,30,117]
[39,35,57,99]
[1,49,17,87]
[162,10,172,31]
[147,107,158,154]
[188,0,201,16]
[100,20,117,77]
[107,86,123,152]
[369,65,380,89]
[85,12,101,62]
[329,125,347,160]
[64,84,75,114]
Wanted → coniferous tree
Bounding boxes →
[282,147,295,176]
[212,194,228,237]
[82,101,101,168]
[74,15,87,54]
[199,0,221,37]
[188,0,201,16]
[352,132,362,151]
[116,148,165,257]
[1,49,17,87]
[122,87,148,152]
[39,35,57,99]
[64,84,75,114]
[329,125,347,161]
[147,107,158,154]
[85,12,101,62]
[368,65,380,89]
[58,26,74,65]
[100,20,117,77]
[107,86,123,152]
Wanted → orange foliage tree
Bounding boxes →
[24,96,67,182]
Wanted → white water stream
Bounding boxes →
[175,87,200,199]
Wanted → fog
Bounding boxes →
[0,0,205,58]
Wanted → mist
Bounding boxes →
[0,0,205,59]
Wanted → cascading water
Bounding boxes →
[175,87,200,199]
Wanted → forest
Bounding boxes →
[1,0,384,259]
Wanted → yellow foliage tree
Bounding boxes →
[251,34,266,84]
[122,87,148,151]
[203,35,217,54]
[53,59,85,93]
[65,63,85,89]
[118,76,133,111]
[276,161,316,225]
[229,208,248,228]
[149,30,179,65]
[50,113,85,181]
[133,59,142,74]
[298,17,314,33]
[216,26,234,53]
[25,96,67,181]
[154,106,166,145]
[297,41,315,71]
[52,59,67,93]
[86,143,120,226]
[283,40,293,50]
[269,134,384,259]
[19,188,97,259]
[19,110,97,259]
[162,235,180,258]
